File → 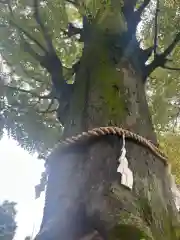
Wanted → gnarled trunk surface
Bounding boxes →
[35,35,179,240]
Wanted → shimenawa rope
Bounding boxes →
[59,126,168,166]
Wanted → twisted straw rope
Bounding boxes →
[39,127,168,239]
[59,126,168,166]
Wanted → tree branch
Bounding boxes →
[144,32,180,78]
[37,99,57,114]
[12,18,45,64]
[0,0,13,15]
[33,0,66,97]
[67,23,82,37]
[136,0,151,16]
[161,32,180,59]
[2,84,54,99]
[153,0,160,56]
[72,59,80,73]
[60,24,83,41]
[132,0,151,32]
[1,56,44,84]
[9,20,47,53]
[21,36,44,63]
[162,65,180,71]
[39,108,57,114]
[2,2,53,73]
[63,60,80,81]
[20,67,44,83]
[122,0,151,46]
[66,0,79,7]
[33,0,54,53]
[123,0,151,26]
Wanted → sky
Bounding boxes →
[0,134,45,240]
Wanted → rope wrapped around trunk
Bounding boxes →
[37,126,170,240]
[58,126,168,166]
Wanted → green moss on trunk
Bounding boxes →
[37,15,179,240]
[64,34,155,141]
[106,176,180,240]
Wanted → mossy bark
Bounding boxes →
[35,30,179,240]
[64,45,156,140]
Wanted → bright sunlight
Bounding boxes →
[0,133,45,239]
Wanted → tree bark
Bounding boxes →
[35,33,179,240]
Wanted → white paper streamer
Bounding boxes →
[117,133,133,190]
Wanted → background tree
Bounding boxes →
[24,236,31,240]
[0,200,17,240]
[0,0,180,239]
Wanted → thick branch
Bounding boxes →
[20,35,67,111]
[161,32,180,58]
[9,20,47,53]
[154,0,160,56]
[67,23,82,37]
[2,85,54,99]
[38,99,57,114]
[33,0,67,97]
[12,18,45,64]
[122,0,151,45]
[123,0,138,11]
[144,32,180,78]
[5,0,72,126]
[39,108,57,114]
[132,0,151,30]
[0,0,13,15]
[33,0,54,53]
[60,24,83,41]
[1,56,44,84]
[72,60,80,73]
[2,0,70,124]
[6,3,55,72]
[20,34,57,73]
[136,0,151,16]
[21,36,44,63]
[66,0,79,7]
[162,65,180,71]
[20,67,43,83]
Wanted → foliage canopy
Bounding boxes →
[0,0,180,158]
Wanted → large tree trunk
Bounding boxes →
[35,29,179,240]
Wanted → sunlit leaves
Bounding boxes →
[65,3,82,25]
[147,66,180,133]
[158,133,180,184]
[0,0,180,158]
[140,0,180,133]
[0,0,81,75]
[0,0,83,153]
[0,78,61,154]
[138,0,180,183]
